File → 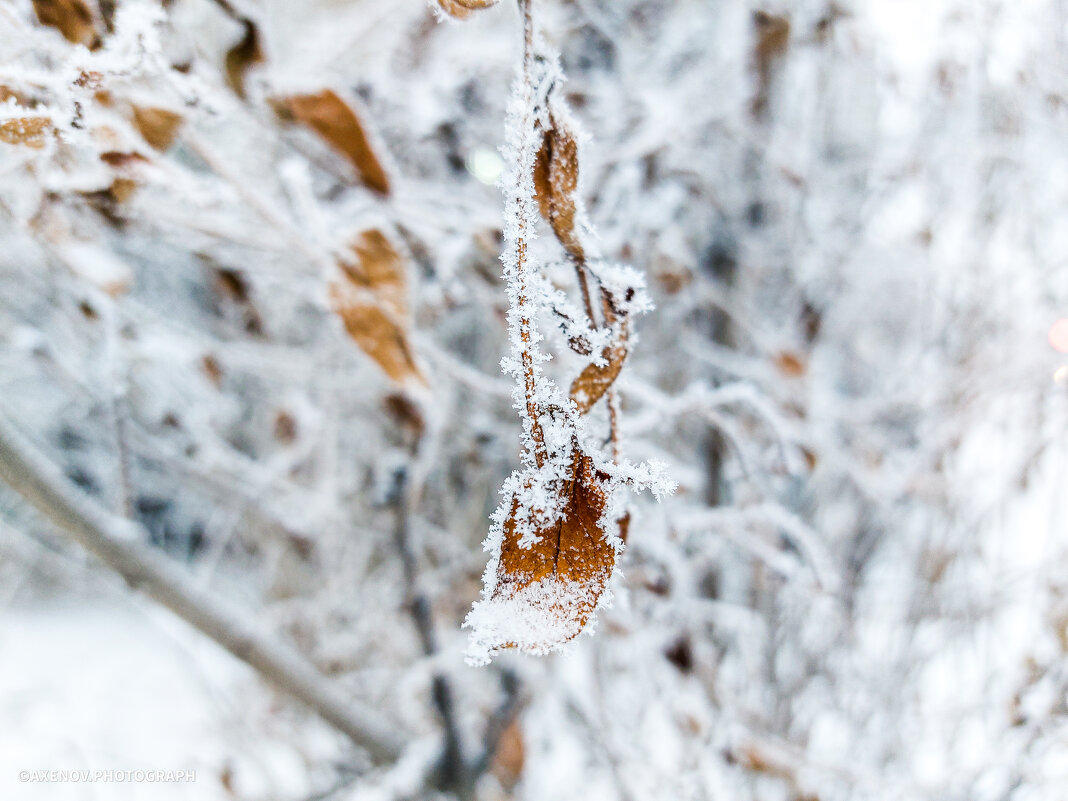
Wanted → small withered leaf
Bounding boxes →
[490,719,525,789]
[0,116,51,149]
[383,392,426,439]
[437,0,498,19]
[224,19,264,99]
[273,410,298,444]
[0,85,35,107]
[201,354,223,387]
[131,106,183,151]
[490,450,616,652]
[751,11,791,118]
[532,114,583,262]
[99,151,148,167]
[276,90,391,195]
[570,341,626,414]
[753,11,791,62]
[330,230,425,386]
[32,0,100,49]
[774,350,806,377]
[107,177,138,203]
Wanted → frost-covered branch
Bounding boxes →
[0,408,404,764]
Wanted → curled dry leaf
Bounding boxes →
[32,0,100,49]
[0,116,51,149]
[225,19,264,99]
[437,0,499,19]
[329,230,425,386]
[532,112,583,262]
[274,90,391,195]
[570,340,626,414]
[131,106,183,151]
[469,450,617,658]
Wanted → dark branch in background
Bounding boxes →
[388,458,469,798]
[385,378,526,796]
[0,407,404,765]
[473,666,522,779]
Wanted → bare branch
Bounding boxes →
[0,408,405,764]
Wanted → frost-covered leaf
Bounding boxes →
[0,116,52,149]
[570,341,626,414]
[274,90,391,196]
[330,230,425,386]
[465,450,618,662]
[33,0,100,49]
[533,111,583,262]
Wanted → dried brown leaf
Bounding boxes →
[490,720,525,789]
[99,151,148,167]
[131,106,183,151]
[0,116,51,149]
[273,410,298,444]
[202,354,223,388]
[492,450,616,649]
[330,230,425,385]
[107,177,138,203]
[276,90,391,195]
[225,19,263,98]
[0,86,35,106]
[437,0,498,19]
[33,0,100,48]
[774,350,806,377]
[751,11,790,118]
[533,113,583,262]
[570,342,626,414]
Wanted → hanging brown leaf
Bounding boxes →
[131,106,183,151]
[0,116,51,149]
[487,450,617,652]
[33,0,100,48]
[274,90,391,195]
[225,18,264,98]
[532,112,583,262]
[437,0,498,19]
[330,230,425,385]
[570,341,626,414]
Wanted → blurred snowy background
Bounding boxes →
[1,0,1067,799]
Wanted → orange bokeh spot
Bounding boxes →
[1049,319,1068,353]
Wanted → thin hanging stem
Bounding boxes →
[512,0,546,467]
